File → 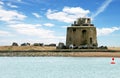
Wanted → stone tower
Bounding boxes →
[66,18,98,48]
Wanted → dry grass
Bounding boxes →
[0,46,56,51]
[108,47,120,51]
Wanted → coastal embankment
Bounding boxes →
[0,46,120,57]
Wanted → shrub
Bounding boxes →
[49,44,56,46]
[33,43,43,46]
[21,43,30,46]
[12,42,18,46]
[99,46,108,49]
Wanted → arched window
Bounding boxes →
[90,37,92,44]
[82,30,87,38]
[82,30,87,44]
[87,18,90,24]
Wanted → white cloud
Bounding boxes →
[63,7,89,15]
[91,0,113,19]
[0,1,4,8]
[0,36,65,46]
[97,27,120,36]
[46,6,90,23]
[43,23,54,27]
[0,6,26,23]
[0,1,4,5]
[8,23,55,38]
[0,30,13,36]
[32,13,41,18]
[7,3,18,8]
[7,23,65,44]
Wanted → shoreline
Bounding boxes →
[0,46,120,57]
[0,51,120,57]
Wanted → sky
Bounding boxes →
[0,0,120,47]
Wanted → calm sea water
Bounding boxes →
[0,57,120,78]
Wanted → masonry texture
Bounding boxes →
[66,18,98,48]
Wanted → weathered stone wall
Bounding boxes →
[66,18,97,48]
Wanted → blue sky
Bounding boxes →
[0,0,120,47]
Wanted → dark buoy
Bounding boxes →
[111,57,115,64]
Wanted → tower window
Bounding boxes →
[90,37,92,44]
[82,30,87,45]
[73,28,76,32]
[82,30,87,37]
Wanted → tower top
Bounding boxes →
[71,18,94,26]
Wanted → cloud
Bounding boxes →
[43,23,54,27]
[97,27,120,36]
[7,3,18,8]
[46,6,90,23]
[0,1,4,5]
[91,0,113,19]
[7,23,65,44]
[0,6,26,23]
[32,13,41,18]
[8,23,56,38]
[0,1,4,8]
[0,30,13,36]
[0,36,65,46]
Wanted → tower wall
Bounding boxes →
[66,18,97,48]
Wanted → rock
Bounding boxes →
[12,42,18,46]
[57,42,66,49]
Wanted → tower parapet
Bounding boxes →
[71,18,94,26]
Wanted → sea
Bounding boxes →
[0,57,120,78]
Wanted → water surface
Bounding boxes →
[0,57,119,78]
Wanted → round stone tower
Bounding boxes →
[66,18,98,48]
